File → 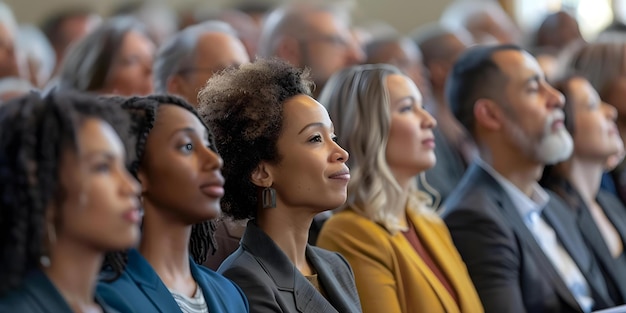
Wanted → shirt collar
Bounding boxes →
[476,159,549,217]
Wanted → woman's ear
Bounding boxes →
[137,169,149,194]
[251,161,273,188]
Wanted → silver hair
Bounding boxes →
[153,21,237,93]
[18,25,56,85]
[0,2,16,34]
[0,77,35,102]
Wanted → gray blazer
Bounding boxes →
[218,220,362,313]
[442,164,614,313]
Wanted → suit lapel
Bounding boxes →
[408,213,460,313]
[191,261,228,313]
[307,248,354,313]
[471,166,582,311]
[125,249,181,313]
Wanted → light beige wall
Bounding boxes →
[5,0,452,34]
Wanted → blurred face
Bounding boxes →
[0,24,21,79]
[104,31,155,96]
[139,105,224,224]
[264,95,350,212]
[300,11,364,91]
[366,40,431,102]
[385,74,437,184]
[495,50,573,165]
[602,76,626,122]
[174,32,249,106]
[569,78,623,161]
[56,118,140,251]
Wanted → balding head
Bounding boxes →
[257,2,363,96]
[154,21,249,105]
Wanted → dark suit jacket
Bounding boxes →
[97,249,249,313]
[442,164,614,313]
[218,220,362,313]
[0,269,118,313]
[546,178,626,304]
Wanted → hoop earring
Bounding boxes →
[40,222,57,268]
[262,187,276,209]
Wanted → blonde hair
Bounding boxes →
[319,64,434,234]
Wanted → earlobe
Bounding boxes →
[250,162,273,188]
[137,170,149,194]
[474,99,503,131]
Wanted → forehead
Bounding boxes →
[492,49,542,82]
[152,104,205,135]
[282,94,331,129]
[78,117,123,154]
[304,10,349,35]
[386,74,421,100]
[194,32,247,62]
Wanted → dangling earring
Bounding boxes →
[262,186,276,209]
[40,222,57,268]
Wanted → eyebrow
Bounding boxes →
[394,95,417,105]
[298,122,333,135]
[82,151,119,161]
[169,127,207,140]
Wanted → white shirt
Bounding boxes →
[477,159,594,312]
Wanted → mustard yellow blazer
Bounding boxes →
[317,209,483,313]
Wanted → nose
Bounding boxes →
[202,146,224,171]
[331,140,349,163]
[120,167,141,197]
[545,83,565,110]
[603,102,618,122]
[346,38,365,65]
[419,108,437,129]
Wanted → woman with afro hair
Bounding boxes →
[0,92,141,312]
[198,58,362,313]
[97,94,249,313]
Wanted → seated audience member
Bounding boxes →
[440,0,522,45]
[442,44,615,313]
[0,92,140,312]
[540,75,626,304]
[41,7,101,76]
[411,23,475,205]
[364,35,431,103]
[154,21,249,106]
[258,2,364,98]
[564,42,626,205]
[316,64,483,313]
[57,17,155,96]
[198,59,362,313]
[97,95,249,312]
[534,11,584,52]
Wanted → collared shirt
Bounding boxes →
[477,159,594,312]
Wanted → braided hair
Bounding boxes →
[103,94,218,278]
[0,91,130,296]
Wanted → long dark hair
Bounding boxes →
[0,91,130,296]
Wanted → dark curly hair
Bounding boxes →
[103,94,218,278]
[0,91,130,296]
[197,58,313,220]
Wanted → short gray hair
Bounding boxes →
[153,21,237,93]
[0,2,16,34]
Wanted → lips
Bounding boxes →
[200,176,225,198]
[329,168,350,181]
[122,202,141,223]
[422,137,436,148]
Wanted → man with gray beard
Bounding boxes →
[441,45,615,313]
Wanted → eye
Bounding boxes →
[93,162,111,173]
[179,143,193,154]
[332,135,339,143]
[308,135,322,143]
[399,104,414,113]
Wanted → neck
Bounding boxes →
[482,146,542,196]
[257,205,316,275]
[44,237,103,308]
[568,157,604,205]
[392,176,411,229]
[139,205,192,287]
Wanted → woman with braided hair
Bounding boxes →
[0,91,141,312]
[97,94,249,313]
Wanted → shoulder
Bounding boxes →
[319,210,390,245]
[194,265,249,310]
[309,246,351,269]
[97,273,143,313]
[0,289,46,313]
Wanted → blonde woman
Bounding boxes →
[317,64,483,313]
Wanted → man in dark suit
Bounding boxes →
[441,44,615,313]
